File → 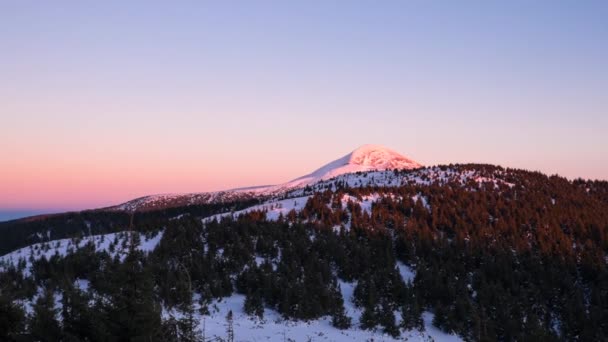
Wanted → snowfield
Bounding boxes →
[163,262,459,342]
[164,293,462,342]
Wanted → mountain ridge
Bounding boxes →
[2,160,607,341]
[109,144,422,212]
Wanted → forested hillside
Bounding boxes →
[1,165,607,341]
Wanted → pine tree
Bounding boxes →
[401,290,423,331]
[103,248,163,341]
[331,304,351,330]
[30,288,62,342]
[0,293,25,341]
[226,309,235,342]
[61,284,95,341]
[378,299,399,337]
[244,289,264,319]
[360,303,377,330]
[161,316,180,342]
[330,284,351,329]
[174,297,202,342]
[175,261,203,342]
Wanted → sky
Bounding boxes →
[1,1,607,216]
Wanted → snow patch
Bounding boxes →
[397,261,416,284]
[203,196,311,223]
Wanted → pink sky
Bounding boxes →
[1,133,606,211]
[1,2,607,211]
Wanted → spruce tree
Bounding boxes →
[30,288,62,342]
[331,304,351,330]
[61,284,95,341]
[175,260,203,342]
[401,290,423,331]
[176,290,202,341]
[103,245,162,341]
[226,309,235,342]
[244,289,264,319]
[0,293,25,341]
[378,299,399,337]
[330,284,351,329]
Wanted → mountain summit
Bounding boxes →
[286,144,422,187]
[112,144,422,211]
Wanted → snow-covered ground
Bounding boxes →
[0,230,164,275]
[203,196,312,223]
[1,227,463,341]
[110,145,424,212]
[397,261,416,284]
[165,291,462,342]
[202,190,435,226]
[110,163,513,214]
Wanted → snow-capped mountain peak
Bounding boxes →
[348,144,421,169]
[111,145,422,211]
[286,144,422,186]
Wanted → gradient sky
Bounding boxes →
[1,1,607,213]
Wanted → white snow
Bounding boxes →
[75,279,90,292]
[0,230,164,275]
[112,145,423,212]
[203,196,311,223]
[161,290,462,342]
[110,147,516,216]
[397,261,416,284]
[275,144,422,191]
[421,312,463,342]
[412,194,431,211]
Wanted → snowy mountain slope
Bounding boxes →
[0,231,164,276]
[202,196,312,223]
[0,163,516,258]
[260,144,422,192]
[176,164,516,225]
[108,145,422,212]
[111,191,261,212]
[0,228,462,342]
[286,165,515,197]
[110,161,516,214]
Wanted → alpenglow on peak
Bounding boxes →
[288,144,422,186]
[347,144,422,169]
[112,144,422,211]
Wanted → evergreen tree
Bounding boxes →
[176,292,202,342]
[226,309,235,342]
[30,288,62,342]
[61,284,95,341]
[378,299,399,337]
[0,293,25,341]
[103,248,162,341]
[359,303,377,330]
[330,284,351,329]
[401,292,423,331]
[244,289,264,319]
[331,304,352,330]
[161,316,180,342]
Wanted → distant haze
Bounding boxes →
[0,210,58,222]
[1,2,606,212]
